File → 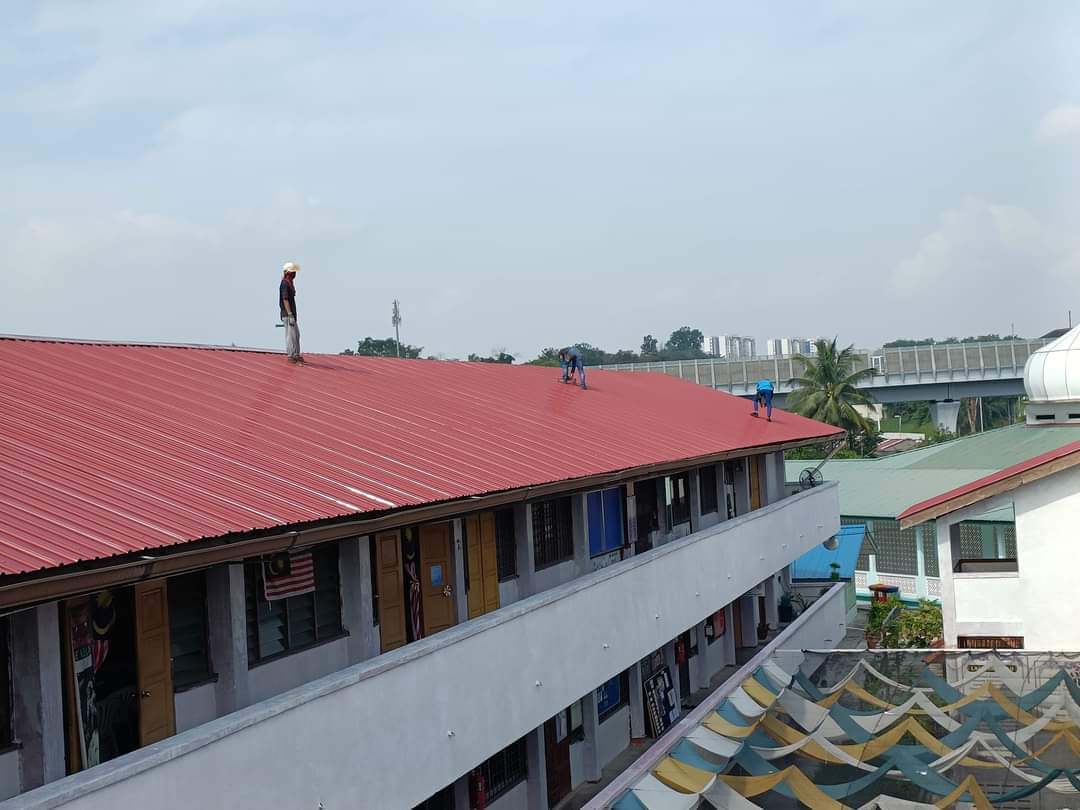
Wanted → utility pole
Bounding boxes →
[392,300,402,358]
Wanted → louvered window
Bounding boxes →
[532,498,574,569]
[168,572,214,690]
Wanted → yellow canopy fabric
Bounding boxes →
[742,676,781,709]
[934,775,994,810]
[720,765,849,809]
[703,712,760,739]
[652,756,715,794]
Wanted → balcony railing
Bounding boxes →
[9,484,839,810]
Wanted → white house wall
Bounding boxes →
[9,484,838,810]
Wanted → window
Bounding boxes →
[495,509,517,580]
[587,487,625,557]
[699,466,719,515]
[667,472,691,527]
[951,517,1018,574]
[477,737,527,805]
[168,571,214,689]
[245,542,344,665]
[958,636,1024,650]
[0,618,10,747]
[597,670,630,722]
[532,498,574,569]
[369,537,379,626]
[634,479,660,553]
[723,463,738,520]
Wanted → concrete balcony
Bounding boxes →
[10,483,839,810]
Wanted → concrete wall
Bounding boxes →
[9,484,837,810]
[246,637,351,705]
[174,683,218,734]
[939,464,1080,648]
[770,582,850,675]
[487,779,527,810]
[0,754,18,803]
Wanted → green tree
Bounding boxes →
[468,352,515,364]
[641,334,659,355]
[345,337,424,358]
[528,347,562,367]
[788,338,877,444]
[665,326,706,356]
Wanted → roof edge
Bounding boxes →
[0,333,279,354]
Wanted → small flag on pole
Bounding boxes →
[263,550,316,601]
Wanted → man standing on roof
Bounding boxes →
[752,378,774,421]
[558,347,587,390]
[279,262,303,364]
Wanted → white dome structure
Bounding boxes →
[1025,325,1080,424]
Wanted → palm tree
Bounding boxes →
[788,338,877,438]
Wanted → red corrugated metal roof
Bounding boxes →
[897,439,1080,524]
[0,337,840,577]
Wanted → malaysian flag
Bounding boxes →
[263,550,316,601]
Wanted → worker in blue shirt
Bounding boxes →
[558,347,587,390]
[752,379,774,421]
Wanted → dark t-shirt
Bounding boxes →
[279,279,296,320]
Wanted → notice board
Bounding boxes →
[643,667,679,737]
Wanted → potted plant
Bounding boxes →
[865,596,902,648]
[829,562,841,581]
[757,619,769,641]
[778,593,795,623]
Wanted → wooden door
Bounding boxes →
[420,523,455,636]
[544,714,572,808]
[466,513,501,619]
[749,456,762,510]
[376,531,407,652]
[732,600,744,648]
[134,580,176,746]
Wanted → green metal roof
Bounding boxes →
[785,424,1078,519]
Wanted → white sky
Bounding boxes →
[4,2,1080,359]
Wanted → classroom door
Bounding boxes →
[420,523,455,636]
[732,600,744,648]
[466,513,500,619]
[376,531,408,652]
[544,713,572,808]
[133,580,176,746]
[749,456,762,510]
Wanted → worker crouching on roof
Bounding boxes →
[752,378,774,421]
[279,262,303,364]
[558,347,587,390]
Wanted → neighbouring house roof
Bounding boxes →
[897,440,1080,527]
[0,336,841,578]
[785,424,1079,520]
[791,524,863,580]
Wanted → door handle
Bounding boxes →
[140,690,152,698]
[443,584,452,598]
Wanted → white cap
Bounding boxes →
[282,261,300,274]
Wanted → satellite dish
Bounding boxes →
[799,468,824,490]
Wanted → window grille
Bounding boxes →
[699,466,719,515]
[168,571,213,689]
[477,737,527,804]
[532,498,574,569]
[494,509,517,580]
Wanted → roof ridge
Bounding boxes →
[0,333,280,354]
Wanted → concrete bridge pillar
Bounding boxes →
[929,400,960,434]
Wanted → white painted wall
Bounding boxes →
[174,683,218,734]
[596,706,630,770]
[772,582,850,675]
[9,484,837,810]
[486,779,527,810]
[0,751,19,802]
[246,637,350,704]
[939,463,1080,648]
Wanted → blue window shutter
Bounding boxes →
[587,492,604,557]
[602,488,624,552]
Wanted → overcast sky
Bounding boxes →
[4,2,1079,360]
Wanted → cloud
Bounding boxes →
[890,199,1080,333]
[1036,104,1080,142]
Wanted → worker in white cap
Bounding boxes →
[279,262,303,364]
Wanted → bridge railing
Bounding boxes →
[595,340,1050,392]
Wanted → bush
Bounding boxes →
[866,598,942,648]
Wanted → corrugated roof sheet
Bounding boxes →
[0,337,841,578]
[791,524,864,580]
[785,425,1080,519]
[897,440,1080,524]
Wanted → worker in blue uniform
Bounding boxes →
[558,347,587,390]
[752,379,774,421]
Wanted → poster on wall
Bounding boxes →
[643,668,678,737]
[67,599,101,769]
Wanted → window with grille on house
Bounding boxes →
[245,542,344,666]
[532,497,574,569]
[168,571,214,689]
[667,472,691,527]
[476,736,527,805]
[951,511,1018,574]
[597,670,630,722]
[495,509,517,580]
[699,465,719,515]
[587,487,625,558]
[0,618,11,747]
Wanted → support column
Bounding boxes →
[723,604,737,665]
[341,536,376,664]
[572,493,589,576]
[452,775,470,810]
[654,478,668,545]
[515,502,536,598]
[688,469,702,534]
[525,724,548,810]
[629,662,645,739]
[738,592,757,648]
[209,563,250,712]
[11,603,65,789]
[765,451,786,505]
[452,519,468,623]
[914,525,928,599]
[929,400,960,434]
[763,576,780,630]
[693,622,710,691]
[581,689,602,782]
[867,553,879,586]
